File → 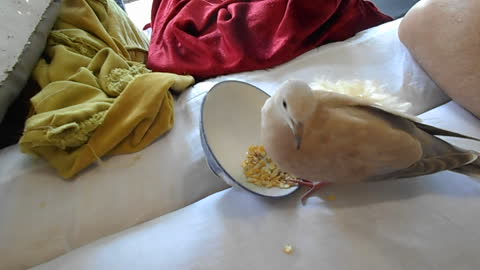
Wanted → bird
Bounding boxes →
[260,79,480,204]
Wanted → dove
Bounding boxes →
[260,79,480,203]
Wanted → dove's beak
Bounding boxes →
[290,120,304,150]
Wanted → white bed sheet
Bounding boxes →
[30,102,480,270]
[1,19,452,270]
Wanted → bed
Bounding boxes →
[1,3,480,270]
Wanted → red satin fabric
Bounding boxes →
[147,0,392,80]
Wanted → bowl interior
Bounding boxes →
[201,80,298,197]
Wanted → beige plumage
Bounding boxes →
[260,80,480,203]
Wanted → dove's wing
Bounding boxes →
[368,151,479,181]
[354,104,480,181]
[363,105,480,141]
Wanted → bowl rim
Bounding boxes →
[199,80,299,198]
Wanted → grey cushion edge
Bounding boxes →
[0,0,61,123]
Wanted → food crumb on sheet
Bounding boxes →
[283,244,294,254]
[325,194,336,201]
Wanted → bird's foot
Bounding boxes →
[288,178,330,205]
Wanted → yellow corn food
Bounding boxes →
[241,145,297,189]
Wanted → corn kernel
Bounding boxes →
[283,244,294,254]
[325,194,337,201]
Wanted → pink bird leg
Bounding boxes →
[289,178,331,204]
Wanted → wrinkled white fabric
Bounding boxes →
[0,85,230,270]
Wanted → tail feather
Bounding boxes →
[452,156,480,178]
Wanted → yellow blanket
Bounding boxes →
[19,0,194,179]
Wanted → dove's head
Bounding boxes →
[273,80,316,150]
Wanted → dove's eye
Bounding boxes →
[282,100,288,110]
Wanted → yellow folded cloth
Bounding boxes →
[19,0,194,179]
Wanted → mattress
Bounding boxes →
[0,19,455,269]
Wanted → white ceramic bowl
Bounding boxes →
[200,80,299,198]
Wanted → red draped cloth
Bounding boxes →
[147,0,392,80]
